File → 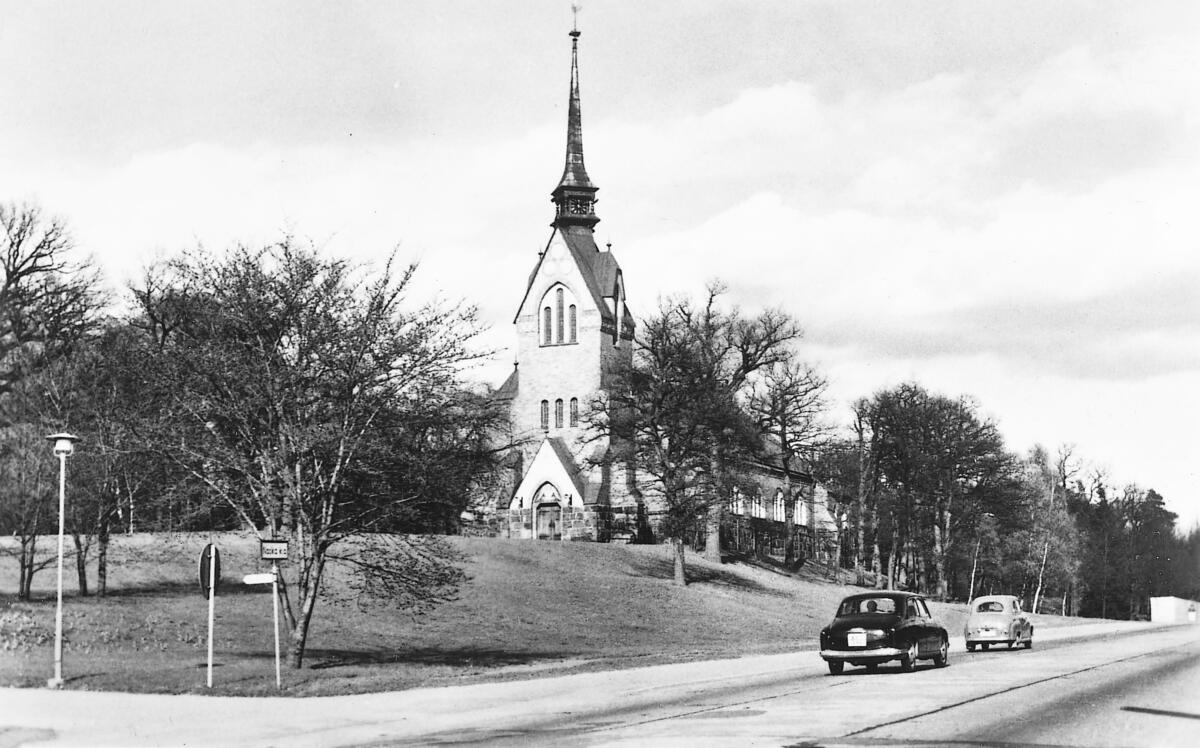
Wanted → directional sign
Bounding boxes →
[243,572,277,585]
[260,539,289,561]
[199,544,221,597]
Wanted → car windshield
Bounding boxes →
[838,597,897,616]
[976,601,1005,613]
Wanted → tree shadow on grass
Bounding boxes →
[628,557,786,596]
[299,647,569,670]
[98,580,269,598]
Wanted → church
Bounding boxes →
[484,27,839,560]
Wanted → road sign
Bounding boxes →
[260,539,289,561]
[243,572,277,585]
[199,544,221,597]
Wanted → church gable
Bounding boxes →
[515,227,612,326]
[510,437,587,510]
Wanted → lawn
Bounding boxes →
[1,533,1087,697]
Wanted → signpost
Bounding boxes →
[242,538,289,689]
[198,543,220,687]
[260,539,288,561]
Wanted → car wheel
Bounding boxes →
[828,660,844,675]
[1025,636,1033,650]
[981,642,990,651]
[934,637,949,668]
[1007,640,1015,649]
[900,640,918,672]
[865,662,879,671]
[966,642,976,652]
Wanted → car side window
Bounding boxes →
[917,599,932,618]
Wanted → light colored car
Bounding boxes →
[964,594,1033,651]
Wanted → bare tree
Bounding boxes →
[130,239,498,667]
[0,416,60,599]
[603,285,800,584]
[748,360,828,564]
[0,202,102,395]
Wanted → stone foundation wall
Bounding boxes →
[499,505,606,541]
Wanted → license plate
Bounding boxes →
[847,632,867,647]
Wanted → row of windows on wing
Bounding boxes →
[728,486,813,524]
[540,397,579,431]
[542,285,578,346]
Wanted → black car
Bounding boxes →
[819,591,950,674]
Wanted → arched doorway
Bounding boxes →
[533,483,563,540]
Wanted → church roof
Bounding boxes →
[546,436,588,499]
[494,365,519,401]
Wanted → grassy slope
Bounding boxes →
[0,534,1089,697]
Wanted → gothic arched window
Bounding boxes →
[538,285,580,347]
[556,288,565,343]
[540,400,549,431]
[569,397,579,426]
[554,399,564,428]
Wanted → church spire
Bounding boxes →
[551,21,599,229]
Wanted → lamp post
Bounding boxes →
[45,432,79,690]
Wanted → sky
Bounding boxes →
[2,1,1198,528]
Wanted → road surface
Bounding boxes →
[1,621,1196,747]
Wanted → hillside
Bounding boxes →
[1,534,1085,696]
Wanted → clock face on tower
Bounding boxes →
[570,198,591,214]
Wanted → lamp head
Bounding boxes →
[45,433,80,457]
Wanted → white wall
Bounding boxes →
[1150,596,1200,624]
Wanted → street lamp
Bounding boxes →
[45,432,79,689]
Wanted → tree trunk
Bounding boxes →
[931,519,948,600]
[831,504,844,581]
[967,537,980,602]
[704,505,722,563]
[73,533,89,597]
[286,555,326,669]
[18,537,33,601]
[871,530,883,589]
[673,537,687,586]
[1032,540,1050,614]
[18,534,40,601]
[887,522,902,590]
[97,514,110,597]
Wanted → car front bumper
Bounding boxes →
[965,632,1014,643]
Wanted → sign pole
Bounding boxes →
[206,545,216,688]
[272,561,281,689]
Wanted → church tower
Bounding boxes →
[497,25,636,541]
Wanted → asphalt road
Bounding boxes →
[1,621,1196,747]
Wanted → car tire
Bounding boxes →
[900,640,918,672]
[934,637,949,668]
[865,662,879,672]
[828,660,844,675]
[1025,636,1033,650]
[981,643,990,651]
[966,642,976,652]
